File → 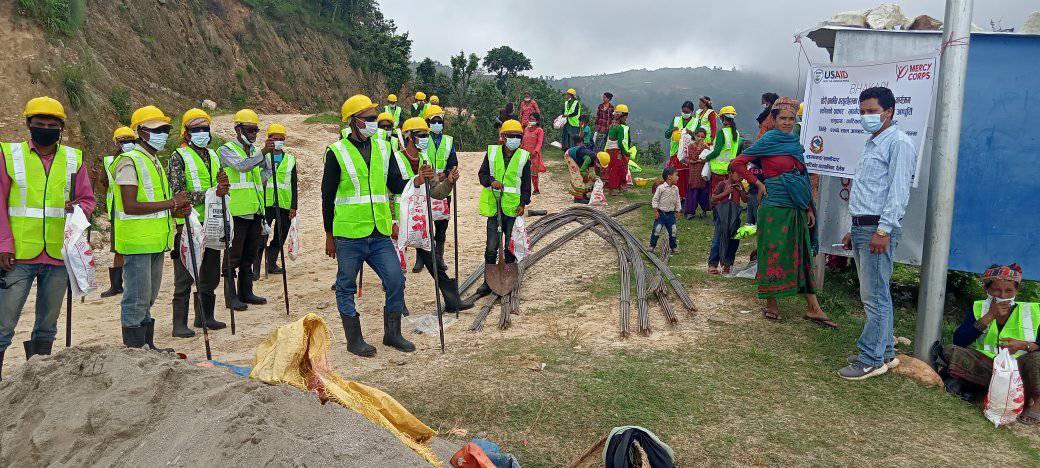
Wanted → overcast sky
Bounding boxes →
[380,1,1037,78]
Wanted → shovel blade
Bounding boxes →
[485,262,519,296]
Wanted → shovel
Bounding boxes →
[484,189,518,296]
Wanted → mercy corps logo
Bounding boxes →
[813,68,849,84]
[897,62,933,81]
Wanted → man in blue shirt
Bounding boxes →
[839,86,917,381]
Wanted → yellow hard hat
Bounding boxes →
[180,108,212,136]
[267,123,287,136]
[112,126,136,142]
[401,117,430,134]
[233,109,260,126]
[614,104,629,114]
[671,130,682,142]
[499,119,524,134]
[415,91,427,100]
[130,105,171,131]
[430,95,440,104]
[23,96,66,121]
[424,105,445,118]
[387,94,398,103]
[798,102,805,117]
[340,94,378,122]
[566,88,577,96]
[719,105,737,117]
[597,151,611,167]
[377,112,394,124]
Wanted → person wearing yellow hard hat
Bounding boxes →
[166,108,230,337]
[604,103,634,195]
[411,91,428,118]
[96,126,138,300]
[216,108,271,310]
[324,94,435,357]
[0,96,96,370]
[429,95,440,105]
[260,123,297,279]
[112,105,185,351]
[376,112,401,152]
[471,119,532,300]
[384,94,402,128]
[560,88,583,158]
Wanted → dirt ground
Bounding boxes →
[4,113,733,383]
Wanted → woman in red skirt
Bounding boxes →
[605,104,632,195]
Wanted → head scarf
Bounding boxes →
[981,264,1023,285]
[771,96,800,115]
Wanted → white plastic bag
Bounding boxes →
[588,179,607,206]
[202,188,233,250]
[286,217,301,261]
[62,205,96,297]
[984,348,1026,427]
[261,220,273,237]
[677,130,693,162]
[431,198,451,221]
[553,115,567,129]
[179,208,206,281]
[396,180,432,252]
[508,215,531,261]
[700,161,712,180]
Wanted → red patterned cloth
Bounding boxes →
[605,148,627,189]
[595,102,615,133]
[982,263,1023,284]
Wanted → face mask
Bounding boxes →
[190,131,211,147]
[357,120,378,138]
[120,142,136,153]
[763,103,770,109]
[505,137,522,150]
[415,137,429,150]
[29,127,61,147]
[990,295,1016,305]
[860,113,884,133]
[430,123,444,134]
[239,133,255,146]
[147,131,169,151]
[273,141,285,150]
[681,112,692,119]
[524,97,531,102]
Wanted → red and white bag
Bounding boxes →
[588,178,607,206]
[431,198,451,221]
[508,215,531,261]
[552,115,567,130]
[984,348,1026,427]
[396,181,432,252]
[286,217,301,261]
[179,208,206,282]
[677,130,693,162]
[62,206,96,297]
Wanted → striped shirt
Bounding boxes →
[848,125,916,233]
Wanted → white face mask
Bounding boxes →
[239,133,255,146]
[524,97,531,102]
[190,131,211,147]
[119,142,135,153]
[430,122,444,134]
[273,140,285,150]
[505,137,522,150]
[681,112,692,119]
[147,131,169,151]
[415,137,430,150]
[358,120,379,138]
[990,295,1017,306]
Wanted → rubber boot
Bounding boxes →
[442,279,474,313]
[340,314,376,357]
[0,351,4,381]
[224,276,248,311]
[471,282,493,301]
[382,311,415,352]
[172,301,196,338]
[100,267,124,298]
[143,319,174,353]
[238,267,267,305]
[411,252,424,273]
[23,340,35,360]
[194,294,227,330]
[122,326,147,348]
[33,340,53,356]
[266,246,285,274]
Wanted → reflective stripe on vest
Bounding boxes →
[2,142,81,260]
[221,141,263,216]
[693,109,715,142]
[104,155,116,215]
[423,135,453,172]
[176,146,221,225]
[112,149,174,254]
[328,138,393,238]
[972,300,1040,358]
[264,152,296,209]
[389,150,417,220]
[710,127,740,175]
[385,105,402,126]
[478,146,528,217]
[565,100,580,127]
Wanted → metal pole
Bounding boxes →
[271,153,291,316]
[914,0,973,362]
[183,215,212,360]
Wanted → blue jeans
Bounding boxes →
[121,253,165,327]
[0,263,68,353]
[335,236,406,317]
[650,211,677,250]
[852,225,901,366]
[562,124,578,150]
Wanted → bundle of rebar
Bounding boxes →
[460,203,697,337]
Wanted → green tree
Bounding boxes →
[450,51,481,118]
[506,75,565,145]
[415,58,437,89]
[483,46,532,92]
[471,80,506,146]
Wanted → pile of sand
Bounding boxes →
[0,347,452,466]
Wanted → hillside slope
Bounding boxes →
[0,0,388,156]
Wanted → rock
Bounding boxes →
[1024,12,1040,34]
[891,354,942,387]
[896,336,912,347]
[201,99,217,110]
[315,301,330,310]
[866,4,910,30]
[827,9,868,28]
[908,15,943,31]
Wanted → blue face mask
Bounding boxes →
[119,142,135,153]
[190,131,211,147]
[147,131,169,151]
[505,137,522,150]
[430,122,444,134]
[861,113,884,133]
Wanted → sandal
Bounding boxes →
[803,316,839,329]
[763,309,781,321]
[708,266,720,275]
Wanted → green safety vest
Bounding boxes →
[221,141,264,217]
[564,100,581,127]
[972,300,1040,358]
[389,149,418,221]
[112,148,174,254]
[327,137,393,238]
[384,105,402,127]
[104,154,116,217]
[478,145,529,218]
[264,151,296,210]
[2,142,82,260]
[423,134,453,173]
[668,115,697,156]
[375,129,401,153]
[412,102,428,118]
[710,127,741,175]
[175,146,222,225]
[693,109,715,144]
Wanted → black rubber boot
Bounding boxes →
[23,340,35,360]
[144,319,174,352]
[442,279,474,313]
[194,295,227,330]
[33,340,53,356]
[340,314,376,357]
[411,250,424,273]
[0,351,4,381]
[471,282,493,301]
[266,247,285,274]
[122,326,147,348]
[238,267,267,305]
[100,267,124,298]
[172,301,196,338]
[382,311,415,352]
[224,276,248,311]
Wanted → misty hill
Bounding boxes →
[553,67,795,148]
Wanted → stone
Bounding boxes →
[908,15,943,31]
[866,4,910,30]
[1024,12,1040,34]
[891,354,942,387]
[201,99,217,110]
[896,336,912,346]
[827,9,868,28]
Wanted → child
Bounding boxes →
[709,170,747,274]
[650,167,682,253]
[579,115,593,148]
[685,128,711,219]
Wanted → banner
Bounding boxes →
[800,54,938,182]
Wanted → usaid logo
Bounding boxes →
[814,68,849,83]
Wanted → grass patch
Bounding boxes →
[304,112,341,124]
[59,63,88,109]
[17,0,86,37]
[108,85,131,125]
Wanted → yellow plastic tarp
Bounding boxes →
[250,313,440,466]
